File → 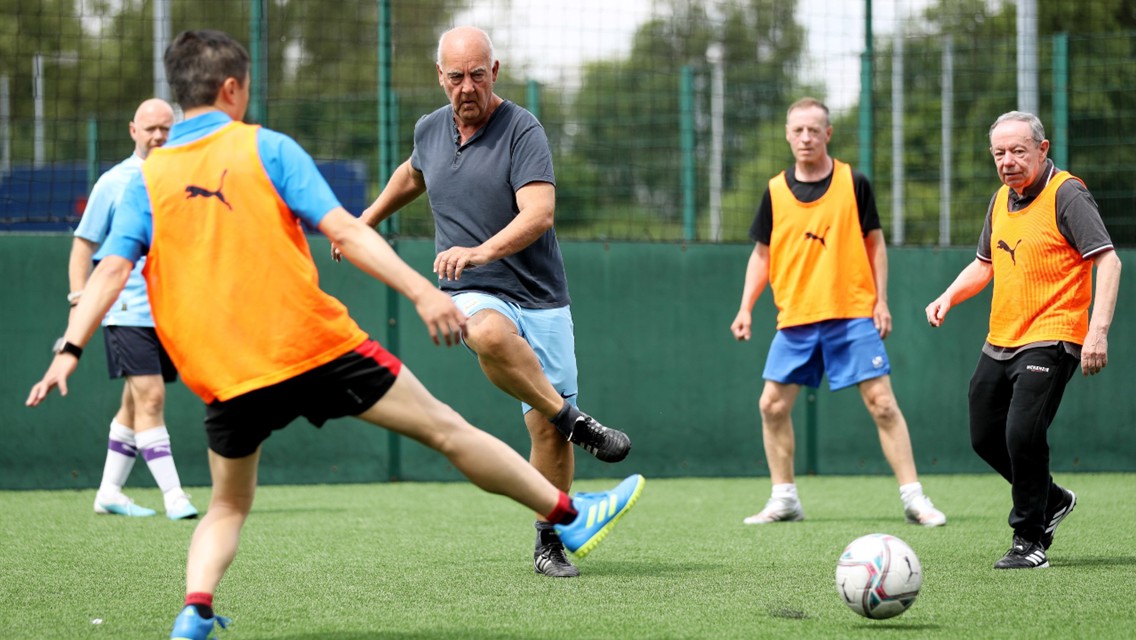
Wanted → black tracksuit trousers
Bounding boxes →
[968,344,1080,542]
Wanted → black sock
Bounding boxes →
[550,402,578,440]
[192,604,214,619]
[535,520,562,546]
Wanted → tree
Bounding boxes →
[564,0,806,241]
[846,0,1136,246]
[0,0,88,162]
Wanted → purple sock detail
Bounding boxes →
[141,443,172,462]
[108,439,137,457]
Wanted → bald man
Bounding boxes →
[352,26,632,578]
[67,98,198,520]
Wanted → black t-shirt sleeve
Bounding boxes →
[749,187,773,244]
[852,171,881,236]
[751,165,878,243]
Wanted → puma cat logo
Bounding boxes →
[185,169,232,210]
[997,238,1022,265]
[804,225,830,248]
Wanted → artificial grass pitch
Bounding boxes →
[1,474,1133,639]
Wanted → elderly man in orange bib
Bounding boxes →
[926,111,1120,569]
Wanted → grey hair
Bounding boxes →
[436,27,495,67]
[787,97,830,127]
[989,111,1046,144]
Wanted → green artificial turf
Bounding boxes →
[2,474,1133,639]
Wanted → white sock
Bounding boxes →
[98,421,137,496]
[771,483,798,501]
[134,426,184,498]
[899,482,924,506]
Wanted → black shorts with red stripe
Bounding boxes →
[204,339,402,458]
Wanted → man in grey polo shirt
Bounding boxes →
[926,111,1120,569]
[345,26,631,578]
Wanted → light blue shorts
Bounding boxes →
[762,317,890,391]
[451,292,579,415]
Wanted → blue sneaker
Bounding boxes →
[94,492,157,517]
[170,605,230,640]
[555,474,645,558]
[166,491,200,521]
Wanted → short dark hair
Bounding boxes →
[164,30,250,109]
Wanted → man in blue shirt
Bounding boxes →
[345,26,632,578]
[67,98,198,520]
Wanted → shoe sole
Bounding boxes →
[993,561,1049,569]
[94,503,157,517]
[534,561,580,578]
[534,567,580,577]
[905,514,947,527]
[578,441,631,463]
[743,511,804,525]
[575,431,631,463]
[571,475,645,559]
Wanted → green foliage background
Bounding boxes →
[2,0,1135,245]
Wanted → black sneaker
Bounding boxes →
[534,525,579,578]
[993,535,1049,569]
[568,412,631,463]
[1041,488,1076,550]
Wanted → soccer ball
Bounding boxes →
[835,533,922,619]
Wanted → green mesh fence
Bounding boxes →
[2,0,1134,245]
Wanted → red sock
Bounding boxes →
[544,491,578,525]
[185,592,214,618]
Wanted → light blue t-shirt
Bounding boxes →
[74,154,153,326]
[97,111,341,265]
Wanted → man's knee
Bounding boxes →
[464,310,518,356]
[969,423,1002,460]
[128,376,167,415]
[860,379,901,424]
[866,394,900,424]
[759,389,793,423]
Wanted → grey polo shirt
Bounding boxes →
[977,160,1112,263]
[976,160,1114,358]
[411,100,570,308]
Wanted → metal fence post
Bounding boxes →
[680,65,695,241]
[1052,33,1069,170]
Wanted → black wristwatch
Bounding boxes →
[52,338,83,360]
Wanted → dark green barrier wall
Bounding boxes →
[3,236,1132,489]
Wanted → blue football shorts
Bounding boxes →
[451,291,579,415]
[762,317,891,391]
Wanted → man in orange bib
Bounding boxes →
[27,29,644,640]
[926,111,1120,569]
[731,97,946,529]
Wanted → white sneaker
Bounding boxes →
[904,494,947,527]
[164,490,199,521]
[743,497,804,525]
[94,492,157,517]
